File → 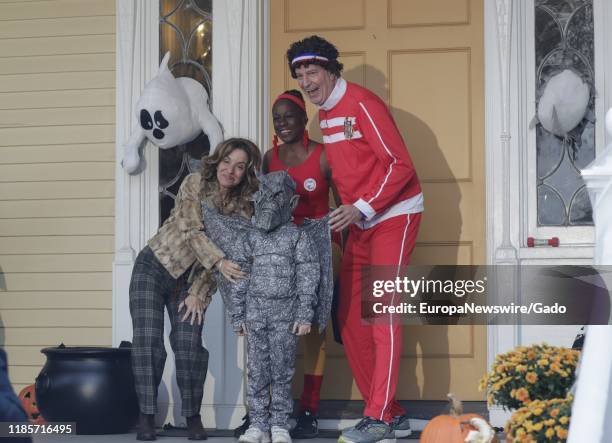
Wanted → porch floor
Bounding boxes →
[32,430,511,442]
[30,415,506,442]
[33,434,421,443]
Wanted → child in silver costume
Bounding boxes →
[203,171,321,443]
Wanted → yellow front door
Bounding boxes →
[270,0,486,401]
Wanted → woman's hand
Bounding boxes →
[178,295,205,326]
[216,258,246,282]
[292,323,311,336]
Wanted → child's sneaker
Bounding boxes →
[234,414,251,438]
[390,415,412,438]
[338,417,396,443]
[238,426,271,443]
[271,426,292,443]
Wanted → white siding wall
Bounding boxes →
[0,0,116,393]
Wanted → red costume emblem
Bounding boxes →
[304,178,317,192]
[344,117,354,139]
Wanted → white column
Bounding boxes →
[569,109,612,442]
[113,0,160,347]
[485,0,520,426]
[568,1,612,439]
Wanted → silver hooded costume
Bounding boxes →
[201,171,333,431]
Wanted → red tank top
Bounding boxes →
[268,143,329,225]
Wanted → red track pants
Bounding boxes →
[338,213,421,423]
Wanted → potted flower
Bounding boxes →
[479,344,579,409]
[504,396,572,442]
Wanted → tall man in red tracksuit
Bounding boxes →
[287,36,423,443]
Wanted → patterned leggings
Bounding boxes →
[129,246,209,417]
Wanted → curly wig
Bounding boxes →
[286,35,344,78]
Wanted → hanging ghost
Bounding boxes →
[121,52,223,175]
[535,69,590,137]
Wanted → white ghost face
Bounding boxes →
[140,109,168,141]
[136,84,193,149]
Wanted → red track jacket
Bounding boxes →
[318,78,423,228]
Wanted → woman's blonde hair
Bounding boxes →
[201,138,261,213]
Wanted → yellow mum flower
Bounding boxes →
[525,372,538,384]
[532,408,543,416]
[559,416,569,425]
[537,359,549,367]
[545,428,555,439]
[557,428,568,439]
[533,422,543,432]
[478,378,486,391]
[515,387,530,403]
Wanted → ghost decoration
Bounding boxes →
[536,69,590,137]
[122,52,223,175]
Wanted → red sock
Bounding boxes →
[300,374,324,414]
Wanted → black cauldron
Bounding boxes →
[35,344,139,434]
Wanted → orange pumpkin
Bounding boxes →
[18,384,45,424]
[420,394,497,443]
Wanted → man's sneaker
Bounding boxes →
[271,426,292,443]
[234,414,251,438]
[290,411,318,439]
[390,415,412,438]
[338,417,396,443]
[238,426,271,443]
